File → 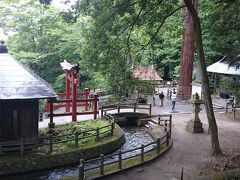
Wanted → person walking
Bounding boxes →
[159,92,165,106]
[171,91,177,111]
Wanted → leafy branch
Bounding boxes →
[141,5,184,49]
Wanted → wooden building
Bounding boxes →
[132,65,163,84]
[207,56,240,106]
[0,42,56,142]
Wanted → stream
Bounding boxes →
[2,126,155,180]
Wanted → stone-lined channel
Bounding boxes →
[3,126,155,180]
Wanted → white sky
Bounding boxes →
[0,29,7,41]
[52,0,78,10]
[0,0,78,40]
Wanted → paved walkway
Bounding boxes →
[39,88,240,179]
[101,88,240,180]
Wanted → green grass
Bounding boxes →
[39,119,109,134]
[39,119,112,149]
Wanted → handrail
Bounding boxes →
[100,102,152,117]
[78,113,172,180]
[226,103,240,119]
[0,120,114,156]
[82,131,170,175]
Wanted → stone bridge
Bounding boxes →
[110,112,149,126]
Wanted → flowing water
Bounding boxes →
[2,126,154,180]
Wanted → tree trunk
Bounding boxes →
[177,1,197,101]
[183,0,222,155]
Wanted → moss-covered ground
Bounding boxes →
[38,119,112,153]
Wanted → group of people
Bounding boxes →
[158,89,177,111]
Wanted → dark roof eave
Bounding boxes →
[0,95,57,100]
[0,54,57,99]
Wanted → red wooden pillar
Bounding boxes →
[48,98,55,129]
[65,70,70,112]
[72,72,77,122]
[93,94,98,119]
[84,88,89,111]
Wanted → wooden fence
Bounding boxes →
[226,103,240,119]
[47,94,99,126]
[100,102,152,117]
[78,114,172,180]
[0,120,115,157]
[45,89,90,113]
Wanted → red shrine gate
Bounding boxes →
[46,60,98,128]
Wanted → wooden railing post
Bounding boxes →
[78,159,84,180]
[117,103,120,113]
[133,103,137,112]
[158,115,161,125]
[157,138,160,154]
[141,145,144,162]
[48,135,53,154]
[101,106,104,118]
[111,122,114,136]
[93,94,98,119]
[112,121,115,129]
[48,98,55,129]
[166,132,169,147]
[100,154,104,175]
[20,138,24,158]
[75,131,79,147]
[96,128,100,141]
[149,103,152,116]
[118,150,122,169]
[169,114,172,139]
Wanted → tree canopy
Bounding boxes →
[0,0,239,94]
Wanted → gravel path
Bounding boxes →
[101,88,240,180]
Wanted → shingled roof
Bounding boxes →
[207,56,240,76]
[132,65,163,81]
[0,53,56,100]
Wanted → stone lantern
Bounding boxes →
[186,92,204,133]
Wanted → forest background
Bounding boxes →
[0,0,239,96]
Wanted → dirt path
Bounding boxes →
[101,90,240,180]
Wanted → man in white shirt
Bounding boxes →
[171,92,177,111]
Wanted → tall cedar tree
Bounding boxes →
[183,0,222,155]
